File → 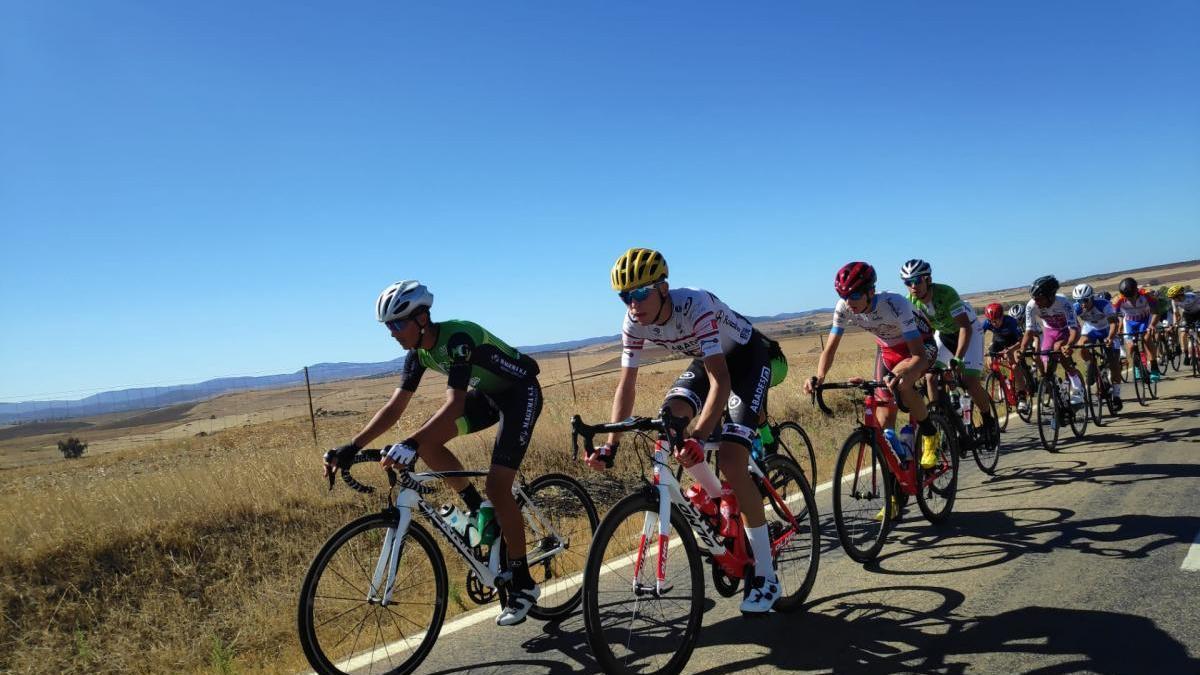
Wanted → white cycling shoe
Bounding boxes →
[739,576,781,615]
[496,585,540,626]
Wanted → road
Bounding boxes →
[345,374,1200,674]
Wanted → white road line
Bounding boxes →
[1181,529,1200,572]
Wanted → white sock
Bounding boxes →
[684,461,724,499]
[744,524,776,582]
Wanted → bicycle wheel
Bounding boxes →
[1091,366,1108,427]
[1146,355,1159,399]
[499,472,599,620]
[1155,337,1171,376]
[916,413,958,524]
[1036,375,1061,452]
[983,371,1011,432]
[582,493,704,675]
[832,429,892,563]
[773,421,818,487]
[969,397,1000,475]
[1016,365,1035,424]
[759,454,820,612]
[1069,374,1089,439]
[298,513,447,675]
[1169,336,1182,371]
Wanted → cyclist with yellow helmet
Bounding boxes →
[1167,285,1200,365]
[584,247,787,614]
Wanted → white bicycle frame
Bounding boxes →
[365,471,570,607]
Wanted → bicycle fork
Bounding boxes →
[369,491,418,607]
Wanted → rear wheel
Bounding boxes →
[832,429,892,563]
[772,421,818,488]
[1132,352,1147,406]
[1036,375,1061,452]
[1069,373,1089,439]
[1090,366,1108,427]
[969,397,1000,475]
[1015,364,1036,424]
[983,371,1011,432]
[916,414,958,524]
[759,454,820,611]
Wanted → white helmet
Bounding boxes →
[899,258,932,280]
[1072,283,1094,301]
[376,280,433,323]
[1008,303,1025,321]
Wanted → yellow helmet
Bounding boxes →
[1167,284,1186,299]
[611,248,668,291]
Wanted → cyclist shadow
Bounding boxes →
[691,586,1198,674]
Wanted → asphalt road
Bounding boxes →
[345,374,1200,675]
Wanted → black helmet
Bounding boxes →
[1030,275,1060,298]
[1118,277,1138,297]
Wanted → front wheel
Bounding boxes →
[582,493,704,675]
[832,429,892,563]
[1036,375,1061,452]
[759,454,820,611]
[983,371,1011,432]
[772,421,818,487]
[1069,373,1089,439]
[969,397,1000,475]
[298,513,447,675]
[916,413,958,524]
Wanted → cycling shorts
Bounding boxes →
[934,319,985,377]
[988,334,1019,356]
[1184,310,1200,327]
[1125,319,1150,336]
[1084,328,1121,350]
[875,338,938,403]
[665,329,773,450]
[455,379,542,469]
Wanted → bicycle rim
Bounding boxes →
[1133,357,1147,405]
[509,473,599,620]
[298,514,447,675]
[582,493,704,675]
[1036,376,1060,452]
[1091,370,1107,426]
[761,454,820,612]
[832,429,891,563]
[917,414,958,524]
[1069,378,1089,438]
[1016,366,1035,424]
[774,421,818,487]
[970,397,1000,474]
[984,372,1011,432]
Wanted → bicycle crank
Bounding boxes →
[465,570,497,604]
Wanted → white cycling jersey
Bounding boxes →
[1172,292,1200,316]
[620,287,753,368]
[1112,291,1156,322]
[1026,295,1079,333]
[1073,297,1117,334]
[830,291,932,348]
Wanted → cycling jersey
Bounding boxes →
[1073,297,1117,334]
[400,320,540,393]
[831,291,933,347]
[1025,295,1078,333]
[908,283,977,335]
[1112,290,1158,323]
[1172,292,1200,316]
[983,316,1023,343]
[621,288,753,368]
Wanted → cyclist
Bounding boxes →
[1166,285,1200,365]
[804,261,941,473]
[1019,275,1085,405]
[322,280,545,626]
[1071,283,1123,412]
[583,248,786,614]
[983,302,1030,415]
[901,259,998,445]
[1112,277,1162,381]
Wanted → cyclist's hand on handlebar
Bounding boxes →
[380,441,417,471]
[583,442,618,471]
[1059,342,1073,358]
[674,437,705,467]
[803,375,821,395]
[324,442,361,475]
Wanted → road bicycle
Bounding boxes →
[1154,322,1180,374]
[1028,348,1089,452]
[811,378,958,563]
[575,411,819,675]
[926,364,1000,475]
[988,351,1039,425]
[298,448,598,675]
[1122,332,1158,404]
[1075,339,1119,426]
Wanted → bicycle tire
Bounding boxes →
[983,371,1011,432]
[1091,366,1108,427]
[1069,375,1089,439]
[1168,335,1182,371]
[773,421,818,488]
[298,513,447,675]
[1016,364,1036,424]
[582,492,704,675]
[760,454,820,612]
[832,428,892,563]
[1146,356,1159,399]
[498,472,599,620]
[1036,375,1060,452]
[1132,354,1148,405]
[916,413,958,524]
[969,397,1000,475]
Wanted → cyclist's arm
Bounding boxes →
[953,313,972,361]
[692,354,731,441]
[891,336,930,378]
[1106,316,1119,343]
[606,366,639,445]
[811,332,842,390]
[352,388,413,448]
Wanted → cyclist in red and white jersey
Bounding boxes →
[1166,285,1200,365]
[804,262,943,472]
[1113,277,1162,380]
[1019,275,1085,405]
[585,248,785,614]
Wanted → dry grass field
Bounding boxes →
[2,260,1196,673]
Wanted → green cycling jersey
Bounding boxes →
[908,283,977,335]
[400,320,540,394]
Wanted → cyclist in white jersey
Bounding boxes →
[1113,277,1162,380]
[1167,285,1200,365]
[1019,276,1085,405]
[584,248,784,614]
[1071,283,1123,411]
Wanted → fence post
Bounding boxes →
[304,366,319,447]
[565,350,578,403]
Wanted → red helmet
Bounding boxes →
[985,302,1004,322]
[834,262,877,298]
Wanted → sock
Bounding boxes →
[1112,383,1121,397]
[744,524,776,582]
[1068,373,1084,392]
[459,484,483,512]
[917,417,937,436]
[508,556,534,590]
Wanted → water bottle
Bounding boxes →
[899,424,915,457]
[960,391,973,426]
[439,504,470,538]
[750,435,764,461]
[758,423,775,448]
[475,500,498,546]
[882,428,910,468]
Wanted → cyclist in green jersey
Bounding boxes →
[322,280,544,626]
[901,260,998,445]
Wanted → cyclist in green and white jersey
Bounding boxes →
[901,259,998,444]
[322,280,545,626]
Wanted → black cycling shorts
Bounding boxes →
[455,379,542,470]
[663,330,772,450]
[988,335,1019,356]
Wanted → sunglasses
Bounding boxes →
[385,318,410,332]
[843,289,868,301]
[618,284,658,304]
[903,276,927,287]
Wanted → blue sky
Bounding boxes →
[2,1,1198,401]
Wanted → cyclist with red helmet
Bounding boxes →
[804,262,942,480]
[983,302,1031,413]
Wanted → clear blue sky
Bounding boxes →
[2,1,1198,401]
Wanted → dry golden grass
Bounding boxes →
[0,330,884,674]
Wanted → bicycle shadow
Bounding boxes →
[690,585,1198,675]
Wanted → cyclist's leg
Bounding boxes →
[663,360,727,497]
[960,320,993,425]
[409,392,494,493]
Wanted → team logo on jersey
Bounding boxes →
[727,394,742,409]
[679,370,696,380]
